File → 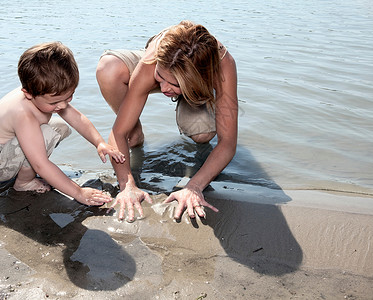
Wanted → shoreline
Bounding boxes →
[1,174,372,299]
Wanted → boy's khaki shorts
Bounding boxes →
[0,118,71,182]
[101,49,216,137]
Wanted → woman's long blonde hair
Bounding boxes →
[155,21,221,109]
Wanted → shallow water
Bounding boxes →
[1,0,373,195]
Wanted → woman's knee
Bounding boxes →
[128,132,144,148]
[190,132,216,144]
[128,121,145,148]
[96,55,130,113]
[96,55,129,86]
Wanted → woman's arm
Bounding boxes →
[190,51,238,188]
[107,62,157,221]
[165,51,238,219]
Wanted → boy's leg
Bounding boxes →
[4,120,71,192]
[0,138,28,184]
[48,117,72,147]
[176,97,216,143]
[13,167,50,193]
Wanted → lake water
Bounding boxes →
[1,0,373,196]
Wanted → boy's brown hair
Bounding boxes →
[18,41,79,97]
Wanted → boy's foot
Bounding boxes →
[13,178,51,193]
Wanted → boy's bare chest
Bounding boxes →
[33,110,52,124]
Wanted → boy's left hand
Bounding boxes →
[97,142,125,164]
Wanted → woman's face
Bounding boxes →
[154,63,182,98]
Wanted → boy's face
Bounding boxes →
[24,89,75,114]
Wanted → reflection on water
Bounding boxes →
[0,0,372,195]
[131,141,287,193]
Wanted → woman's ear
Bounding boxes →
[21,88,33,100]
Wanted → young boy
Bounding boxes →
[0,41,125,206]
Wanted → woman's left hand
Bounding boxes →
[163,185,219,219]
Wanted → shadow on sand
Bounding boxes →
[0,181,135,291]
[131,139,303,276]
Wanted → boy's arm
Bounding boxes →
[58,104,104,146]
[14,113,111,205]
[58,105,124,163]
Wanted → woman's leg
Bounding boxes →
[189,131,216,144]
[96,54,144,147]
[176,98,217,144]
[128,120,144,148]
[96,55,131,114]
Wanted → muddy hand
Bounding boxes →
[78,187,113,206]
[163,187,218,219]
[108,185,152,222]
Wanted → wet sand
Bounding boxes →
[1,174,373,300]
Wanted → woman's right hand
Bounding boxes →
[76,187,113,206]
[109,183,153,222]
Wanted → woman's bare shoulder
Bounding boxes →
[217,40,228,60]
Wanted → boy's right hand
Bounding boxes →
[97,142,125,164]
[76,187,113,206]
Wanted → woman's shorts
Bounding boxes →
[0,118,71,182]
[101,49,216,137]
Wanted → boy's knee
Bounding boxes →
[190,132,216,144]
[49,119,71,140]
[40,123,69,156]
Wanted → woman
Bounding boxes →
[96,20,238,222]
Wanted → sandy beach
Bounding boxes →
[1,173,372,300]
[1,0,373,299]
